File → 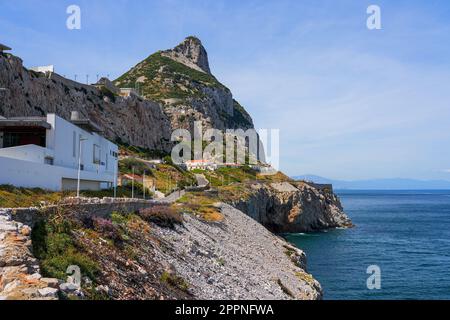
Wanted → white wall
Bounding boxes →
[0,155,115,191]
[46,114,118,178]
[0,114,118,191]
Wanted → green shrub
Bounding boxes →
[160,271,189,292]
[139,205,183,229]
[32,219,99,280]
[119,158,149,175]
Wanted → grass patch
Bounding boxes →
[117,141,168,160]
[160,271,189,293]
[119,158,152,176]
[295,272,315,285]
[152,164,195,195]
[175,192,223,222]
[31,216,99,280]
[0,184,152,208]
[139,205,183,229]
[0,185,64,208]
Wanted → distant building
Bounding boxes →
[30,65,54,74]
[182,159,218,171]
[0,43,11,53]
[119,88,138,98]
[0,112,118,191]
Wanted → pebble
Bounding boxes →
[41,278,59,288]
[59,282,80,292]
[26,273,42,281]
[38,287,59,298]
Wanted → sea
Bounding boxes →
[284,190,450,300]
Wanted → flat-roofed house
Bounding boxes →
[0,112,118,191]
[181,159,217,171]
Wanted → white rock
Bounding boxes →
[26,273,42,281]
[38,287,59,298]
[59,282,80,292]
[41,278,59,288]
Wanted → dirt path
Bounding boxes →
[195,174,209,188]
[162,190,186,203]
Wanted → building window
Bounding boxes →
[72,131,76,157]
[44,157,54,165]
[93,144,101,164]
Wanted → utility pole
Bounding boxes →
[143,171,146,200]
[113,157,117,199]
[74,74,77,82]
[86,74,89,85]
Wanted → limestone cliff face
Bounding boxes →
[0,53,173,152]
[230,182,353,233]
[114,37,254,132]
[161,36,211,74]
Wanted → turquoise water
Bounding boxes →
[284,190,450,300]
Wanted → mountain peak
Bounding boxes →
[161,36,211,74]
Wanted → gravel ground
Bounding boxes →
[152,203,322,300]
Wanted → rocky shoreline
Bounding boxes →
[230,181,353,233]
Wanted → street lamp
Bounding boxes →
[143,171,146,200]
[113,158,117,199]
[131,167,135,199]
[77,137,88,198]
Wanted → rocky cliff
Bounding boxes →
[114,37,254,131]
[229,181,353,233]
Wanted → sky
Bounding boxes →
[1,0,450,180]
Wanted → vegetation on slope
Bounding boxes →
[113,51,253,129]
[30,206,191,300]
[0,184,148,208]
[175,192,223,222]
[114,52,224,103]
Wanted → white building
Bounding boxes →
[119,88,138,98]
[30,65,54,74]
[181,160,218,171]
[0,113,118,191]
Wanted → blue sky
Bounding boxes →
[1,0,450,180]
